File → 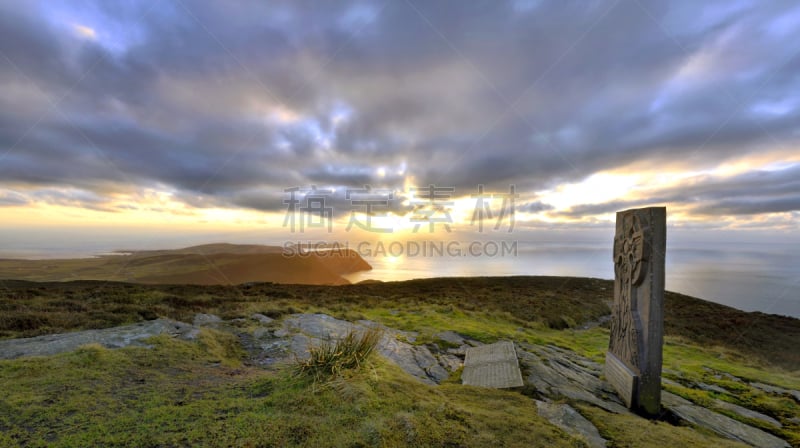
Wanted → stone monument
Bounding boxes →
[605,207,666,416]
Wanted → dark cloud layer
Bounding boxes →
[0,0,799,217]
[556,164,800,218]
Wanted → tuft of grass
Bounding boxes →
[294,328,382,383]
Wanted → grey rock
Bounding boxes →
[516,343,629,414]
[661,377,682,388]
[252,327,271,340]
[0,319,197,359]
[438,353,463,372]
[713,399,782,428]
[578,314,611,330]
[447,344,470,356]
[434,330,466,346]
[695,382,729,394]
[193,313,222,326]
[663,392,789,448]
[720,372,743,383]
[275,314,448,384]
[536,401,607,448]
[375,329,448,384]
[750,382,800,402]
[750,382,785,394]
[250,313,274,324]
[357,320,416,343]
[282,314,356,339]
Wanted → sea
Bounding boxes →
[1,231,797,318]
[344,239,800,319]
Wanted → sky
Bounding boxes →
[0,0,799,252]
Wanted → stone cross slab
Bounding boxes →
[605,207,666,416]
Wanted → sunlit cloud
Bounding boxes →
[0,0,797,241]
[71,23,96,40]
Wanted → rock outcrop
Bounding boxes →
[0,319,198,359]
[535,401,607,448]
[0,313,793,447]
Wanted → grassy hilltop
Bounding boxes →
[0,243,372,286]
[0,276,798,447]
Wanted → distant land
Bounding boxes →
[0,243,372,286]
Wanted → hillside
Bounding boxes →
[0,243,371,286]
[0,277,797,447]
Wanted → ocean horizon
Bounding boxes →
[1,238,797,319]
[345,240,800,319]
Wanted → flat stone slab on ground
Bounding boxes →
[517,343,629,414]
[462,341,523,388]
[662,392,789,448]
[750,382,800,402]
[0,319,198,359]
[713,399,783,428]
[536,401,607,448]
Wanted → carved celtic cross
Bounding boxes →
[605,207,665,416]
[610,213,649,370]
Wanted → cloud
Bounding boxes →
[554,163,800,219]
[0,190,28,206]
[0,0,798,225]
[72,24,97,40]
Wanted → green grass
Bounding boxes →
[578,404,750,448]
[0,277,798,446]
[0,333,581,447]
[4,276,796,371]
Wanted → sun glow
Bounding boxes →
[72,24,96,40]
[538,172,641,211]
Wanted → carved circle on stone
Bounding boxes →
[615,213,648,287]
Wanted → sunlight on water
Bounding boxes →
[346,241,800,318]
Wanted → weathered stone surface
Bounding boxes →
[720,372,744,383]
[750,382,800,402]
[0,319,198,359]
[250,313,274,324]
[518,343,629,414]
[437,353,463,372]
[536,401,607,448]
[462,341,523,388]
[193,313,222,326]
[605,352,637,408]
[434,330,466,346]
[275,314,449,384]
[579,314,611,330]
[252,327,271,340]
[447,344,471,356]
[713,399,783,428]
[606,206,666,415]
[663,392,789,448]
[281,313,358,339]
[696,382,729,394]
[520,342,791,446]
